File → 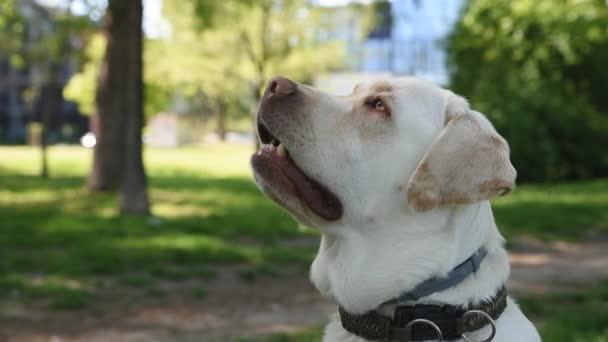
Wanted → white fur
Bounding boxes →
[253,77,541,342]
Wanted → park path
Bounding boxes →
[2,237,608,342]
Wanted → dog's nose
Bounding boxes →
[266,76,297,96]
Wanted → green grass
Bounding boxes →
[0,145,316,309]
[492,180,608,241]
[0,273,91,309]
[519,282,608,342]
[0,145,607,312]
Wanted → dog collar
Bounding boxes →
[339,286,507,341]
[338,247,506,341]
[394,246,488,304]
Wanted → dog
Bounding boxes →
[251,76,540,342]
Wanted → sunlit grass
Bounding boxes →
[493,179,608,240]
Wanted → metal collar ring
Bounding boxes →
[404,318,443,342]
[461,310,497,342]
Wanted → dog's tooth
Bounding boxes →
[277,143,286,157]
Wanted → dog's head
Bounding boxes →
[251,76,516,227]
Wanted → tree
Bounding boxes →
[447,0,608,181]
[145,0,251,141]
[232,0,345,148]
[38,0,80,179]
[184,0,345,146]
[0,0,90,178]
[0,0,28,145]
[89,0,149,215]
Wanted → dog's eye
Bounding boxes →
[374,100,385,111]
[367,99,385,111]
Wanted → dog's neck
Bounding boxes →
[310,201,510,314]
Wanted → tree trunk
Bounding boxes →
[40,96,49,179]
[117,0,149,215]
[215,100,226,141]
[90,0,149,215]
[39,82,63,179]
[88,1,128,191]
[40,86,51,179]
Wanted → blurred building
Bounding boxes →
[316,0,463,94]
[0,0,89,144]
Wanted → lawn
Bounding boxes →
[1,144,607,340]
[0,145,314,310]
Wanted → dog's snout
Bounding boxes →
[266,76,297,96]
[257,76,308,142]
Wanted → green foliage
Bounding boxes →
[66,0,352,129]
[0,0,26,68]
[447,0,608,182]
[64,33,176,118]
[1,0,96,135]
[63,34,106,116]
[191,0,255,29]
[369,0,392,36]
[145,0,250,109]
[150,0,345,121]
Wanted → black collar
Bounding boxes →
[339,286,508,341]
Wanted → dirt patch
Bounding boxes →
[2,238,607,342]
[509,236,608,295]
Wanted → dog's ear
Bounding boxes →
[406,93,516,212]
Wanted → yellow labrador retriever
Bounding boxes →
[251,76,540,342]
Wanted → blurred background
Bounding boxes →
[0,0,607,341]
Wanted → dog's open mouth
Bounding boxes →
[251,122,343,221]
